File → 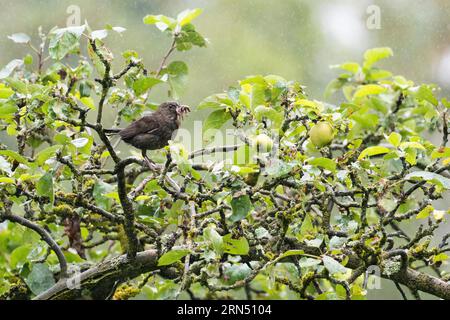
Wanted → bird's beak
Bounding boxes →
[176,105,191,120]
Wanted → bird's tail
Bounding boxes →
[104,128,122,136]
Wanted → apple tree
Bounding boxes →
[0,10,449,300]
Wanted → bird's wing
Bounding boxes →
[119,115,160,141]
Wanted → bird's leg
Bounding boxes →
[142,150,157,171]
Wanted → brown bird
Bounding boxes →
[107,101,190,168]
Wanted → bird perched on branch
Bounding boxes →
[106,101,190,169]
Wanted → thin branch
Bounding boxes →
[442,111,449,148]
[175,202,196,299]
[113,61,138,80]
[156,37,177,77]
[2,212,68,279]
[89,39,112,125]
[188,144,242,160]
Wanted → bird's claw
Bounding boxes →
[144,157,158,172]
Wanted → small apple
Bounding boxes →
[254,134,274,153]
[310,122,334,148]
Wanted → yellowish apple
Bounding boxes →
[310,122,334,148]
[254,134,274,153]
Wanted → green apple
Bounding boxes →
[310,122,334,148]
[254,134,274,153]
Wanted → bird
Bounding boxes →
[106,101,190,169]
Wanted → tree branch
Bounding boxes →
[1,211,68,279]
[34,250,159,300]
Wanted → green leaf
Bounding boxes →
[255,227,270,239]
[0,155,12,176]
[143,14,177,32]
[203,109,232,140]
[133,77,163,96]
[25,263,56,295]
[177,8,203,26]
[353,84,387,99]
[416,205,434,219]
[279,250,306,259]
[204,226,224,256]
[350,108,379,129]
[64,251,85,263]
[8,33,31,44]
[331,62,360,74]
[0,84,14,99]
[48,26,85,60]
[93,181,114,210]
[254,106,284,129]
[432,253,448,264]
[80,97,95,109]
[442,98,450,109]
[71,138,89,148]
[5,78,27,93]
[413,85,438,106]
[109,26,127,34]
[363,47,393,69]
[0,177,15,184]
[368,69,392,80]
[0,59,24,79]
[35,145,62,165]
[405,171,450,189]
[0,102,18,119]
[324,79,345,99]
[197,100,223,111]
[0,150,29,166]
[250,84,266,110]
[91,29,108,40]
[387,132,402,148]
[431,147,450,159]
[230,194,252,223]
[223,234,249,255]
[175,24,206,51]
[165,61,188,99]
[400,141,425,150]
[358,146,391,160]
[36,172,54,204]
[404,148,417,166]
[299,257,322,268]
[10,244,32,269]
[299,213,316,238]
[323,256,348,275]
[157,249,190,266]
[223,263,251,284]
[308,157,336,172]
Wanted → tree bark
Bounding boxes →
[34,250,159,300]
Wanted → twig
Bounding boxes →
[156,37,177,77]
[189,145,242,160]
[1,212,68,279]
[176,202,196,299]
[89,39,112,125]
[442,111,449,148]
